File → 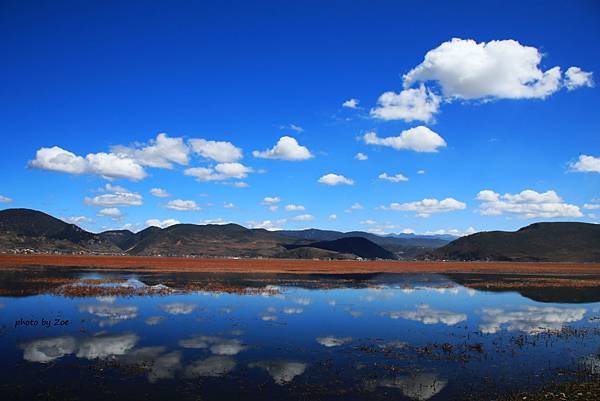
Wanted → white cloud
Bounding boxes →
[379,172,409,183]
[0,195,13,203]
[382,197,466,217]
[76,333,139,360]
[381,305,467,326]
[403,38,563,100]
[165,199,200,211]
[189,138,243,163]
[112,133,189,168]
[85,186,143,207]
[29,146,88,174]
[349,202,363,210]
[479,306,586,334]
[20,336,79,363]
[584,203,600,210]
[79,303,138,326]
[253,136,313,160]
[291,214,314,222]
[285,204,305,211]
[360,219,377,225]
[355,152,368,161]
[564,67,594,90]
[569,155,600,173]
[363,126,447,153]
[247,219,287,231]
[328,214,337,221]
[20,333,139,364]
[424,227,476,237]
[476,189,583,218]
[261,196,281,205]
[146,218,180,228]
[97,207,122,219]
[62,216,92,225]
[30,135,199,182]
[316,336,352,347]
[318,173,354,186]
[371,85,441,122]
[85,152,148,181]
[280,124,304,133]
[29,146,148,181]
[223,202,236,208]
[184,162,254,181]
[342,98,359,109]
[417,169,426,175]
[150,188,170,198]
[248,360,308,385]
[179,335,247,356]
[160,302,197,315]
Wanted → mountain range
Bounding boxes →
[429,222,600,263]
[0,208,449,260]
[1,208,598,262]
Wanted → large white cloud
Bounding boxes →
[85,152,148,180]
[184,162,253,181]
[84,185,143,207]
[363,126,447,153]
[564,67,594,90]
[0,195,13,203]
[476,189,583,218]
[112,133,189,168]
[479,306,586,334]
[382,197,466,217]
[253,136,313,160]
[165,199,200,211]
[29,146,88,174]
[318,173,354,186]
[380,305,467,326]
[29,146,148,181]
[403,38,565,100]
[569,155,600,173]
[370,85,441,122]
[189,138,243,163]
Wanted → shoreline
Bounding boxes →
[1,254,600,274]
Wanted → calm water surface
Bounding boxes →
[0,270,599,400]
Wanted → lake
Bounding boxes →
[0,268,599,400]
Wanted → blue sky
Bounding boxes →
[1,0,599,235]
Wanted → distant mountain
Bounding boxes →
[0,208,449,260]
[124,223,292,258]
[284,237,396,260]
[279,228,451,254]
[0,208,121,253]
[430,222,600,262]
